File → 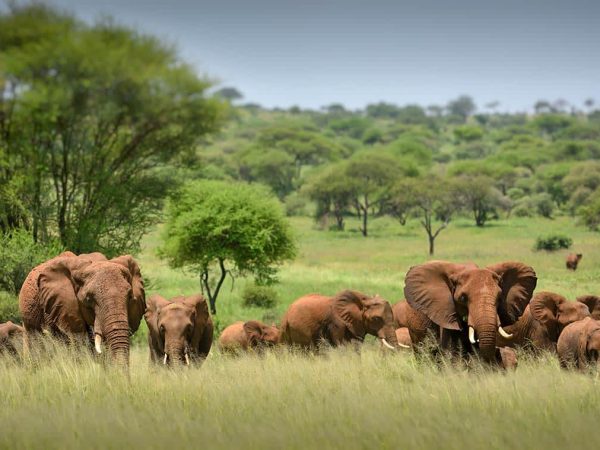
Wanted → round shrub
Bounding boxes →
[534,234,573,251]
[242,284,279,309]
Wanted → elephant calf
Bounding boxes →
[145,294,213,366]
[280,290,400,350]
[218,320,280,354]
[0,321,24,355]
[557,317,600,370]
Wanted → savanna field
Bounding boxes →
[1,216,600,450]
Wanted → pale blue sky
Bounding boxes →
[31,1,600,110]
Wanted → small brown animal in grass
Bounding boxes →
[566,253,582,271]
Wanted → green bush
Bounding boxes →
[0,229,64,294]
[242,284,279,309]
[0,291,20,323]
[534,234,573,251]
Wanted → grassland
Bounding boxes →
[1,215,600,449]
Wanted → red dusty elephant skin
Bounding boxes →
[557,317,600,370]
[218,320,280,353]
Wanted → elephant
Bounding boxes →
[144,293,213,366]
[19,252,145,367]
[218,320,280,353]
[566,253,582,270]
[496,291,591,352]
[280,290,401,349]
[557,317,600,370]
[403,260,537,363]
[577,295,600,320]
[0,321,24,355]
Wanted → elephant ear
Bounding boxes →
[577,295,600,320]
[486,261,537,325]
[37,256,92,329]
[181,294,212,352]
[243,320,264,347]
[332,290,368,339]
[110,255,146,333]
[144,294,170,340]
[529,291,565,326]
[404,261,467,330]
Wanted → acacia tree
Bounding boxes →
[389,177,460,255]
[159,180,297,314]
[344,153,404,237]
[0,4,223,254]
[304,164,354,230]
[454,176,510,227]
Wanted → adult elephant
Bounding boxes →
[218,320,280,353]
[144,293,213,366]
[280,290,401,349]
[19,252,145,367]
[403,261,537,363]
[496,291,591,352]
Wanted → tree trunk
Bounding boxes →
[428,234,435,255]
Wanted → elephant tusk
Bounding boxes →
[381,338,396,350]
[398,342,411,349]
[94,334,102,354]
[163,354,168,365]
[468,326,477,344]
[184,353,190,366]
[498,326,513,339]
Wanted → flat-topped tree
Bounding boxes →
[159,180,297,314]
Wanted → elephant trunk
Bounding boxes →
[97,305,130,368]
[164,340,190,366]
[469,298,499,363]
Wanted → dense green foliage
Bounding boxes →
[0,229,63,295]
[241,284,279,309]
[159,180,296,313]
[534,234,573,251]
[0,4,223,255]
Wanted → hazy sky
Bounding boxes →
[36,1,600,110]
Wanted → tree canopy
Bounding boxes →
[159,180,297,314]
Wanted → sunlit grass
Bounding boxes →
[2,215,600,448]
[1,340,599,449]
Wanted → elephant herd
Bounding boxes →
[1,252,600,372]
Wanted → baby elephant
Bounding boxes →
[218,320,280,353]
[566,253,582,271]
[144,294,213,366]
[0,321,24,355]
[557,317,600,370]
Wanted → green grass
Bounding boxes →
[2,215,600,449]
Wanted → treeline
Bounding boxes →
[203,91,600,250]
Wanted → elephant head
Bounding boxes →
[332,290,400,349]
[244,321,280,348]
[404,261,537,362]
[145,294,212,365]
[577,295,600,320]
[0,321,24,354]
[35,254,145,366]
[530,291,590,339]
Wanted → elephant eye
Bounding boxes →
[458,294,468,304]
[159,325,165,334]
